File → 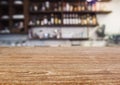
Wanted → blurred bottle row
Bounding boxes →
[29,14,97,26]
[29,1,108,12]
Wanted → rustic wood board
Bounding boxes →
[0,47,120,85]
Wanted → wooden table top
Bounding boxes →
[0,47,120,85]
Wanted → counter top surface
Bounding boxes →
[0,47,120,85]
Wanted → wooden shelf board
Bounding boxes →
[28,24,98,27]
[29,11,112,14]
[28,25,62,27]
[61,24,98,27]
[29,11,62,14]
[63,11,112,14]
[30,38,89,41]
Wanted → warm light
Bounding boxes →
[86,0,93,2]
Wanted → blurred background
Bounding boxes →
[0,0,120,47]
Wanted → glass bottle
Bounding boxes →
[45,1,50,11]
[34,4,38,11]
[41,3,45,11]
[81,2,85,11]
[58,2,62,11]
[43,16,48,25]
[54,15,58,25]
[78,15,81,25]
[92,15,97,25]
[51,14,54,25]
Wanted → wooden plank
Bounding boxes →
[0,47,120,85]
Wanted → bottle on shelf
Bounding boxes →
[30,4,38,12]
[75,14,78,24]
[54,15,61,25]
[87,14,92,25]
[41,16,47,25]
[47,17,51,25]
[44,16,48,25]
[81,15,87,25]
[69,5,73,12]
[54,3,58,11]
[45,1,50,11]
[73,14,77,25]
[71,14,74,25]
[63,14,66,25]
[72,14,75,25]
[78,3,82,11]
[74,6,77,12]
[34,4,38,11]
[87,0,104,12]
[81,2,85,11]
[87,2,92,11]
[69,14,72,24]
[54,15,58,25]
[58,2,62,11]
[92,15,97,25]
[78,15,81,25]
[36,19,40,26]
[66,3,70,11]
[63,2,71,11]
[66,14,69,25]
[50,14,54,25]
[41,3,45,11]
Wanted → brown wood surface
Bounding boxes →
[0,47,120,85]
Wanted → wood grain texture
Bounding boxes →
[0,47,120,85]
